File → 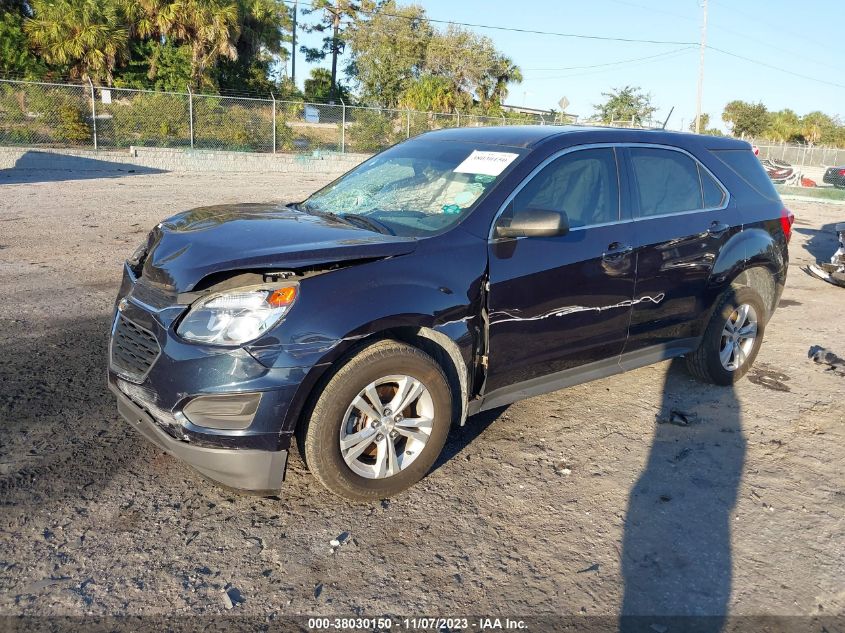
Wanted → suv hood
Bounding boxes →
[140,203,418,291]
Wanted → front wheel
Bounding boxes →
[300,340,453,501]
[686,287,767,385]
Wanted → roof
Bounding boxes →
[419,125,750,151]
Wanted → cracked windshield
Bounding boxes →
[301,140,524,236]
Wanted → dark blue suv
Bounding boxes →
[109,126,792,500]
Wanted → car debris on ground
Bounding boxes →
[809,346,845,376]
[807,221,845,288]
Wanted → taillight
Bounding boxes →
[780,208,795,243]
[839,169,845,176]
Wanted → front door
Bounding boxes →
[485,146,637,396]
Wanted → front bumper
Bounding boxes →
[107,263,320,492]
[110,382,288,492]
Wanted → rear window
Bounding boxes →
[629,147,702,217]
[710,149,779,201]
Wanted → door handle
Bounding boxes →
[708,221,730,237]
[603,242,633,260]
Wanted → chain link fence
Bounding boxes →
[0,78,556,156]
[750,140,845,169]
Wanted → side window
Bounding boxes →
[699,165,726,208]
[512,148,620,228]
[630,147,703,217]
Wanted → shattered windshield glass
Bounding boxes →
[300,140,525,236]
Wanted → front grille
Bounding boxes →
[111,315,161,382]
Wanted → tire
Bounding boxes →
[299,339,452,501]
[686,286,767,386]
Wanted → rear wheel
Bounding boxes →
[300,340,452,501]
[686,287,767,385]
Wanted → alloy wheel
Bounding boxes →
[339,375,434,479]
[719,303,759,371]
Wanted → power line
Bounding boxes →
[707,46,845,91]
[521,47,695,80]
[523,47,695,72]
[285,0,698,46]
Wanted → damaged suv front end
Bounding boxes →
[107,204,428,493]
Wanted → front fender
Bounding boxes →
[244,233,487,436]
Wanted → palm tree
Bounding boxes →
[26,0,130,84]
[490,55,522,105]
[476,54,522,110]
[131,0,241,86]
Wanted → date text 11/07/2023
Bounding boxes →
[307,617,528,630]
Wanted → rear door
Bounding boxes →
[485,146,637,393]
[621,145,740,362]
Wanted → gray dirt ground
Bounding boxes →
[0,165,843,621]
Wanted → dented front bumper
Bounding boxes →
[110,382,288,492]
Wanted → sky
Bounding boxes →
[288,0,844,132]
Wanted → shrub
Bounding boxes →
[348,109,404,153]
[56,104,91,143]
[107,91,190,148]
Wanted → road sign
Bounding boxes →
[558,96,570,111]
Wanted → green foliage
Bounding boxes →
[594,86,656,125]
[345,0,522,113]
[115,40,193,92]
[688,113,723,136]
[56,103,91,142]
[193,96,271,151]
[0,83,94,146]
[25,0,131,83]
[399,75,457,113]
[0,10,46,79]
[347,109,402,152]
[722,100,769,138]
[107,91,190,147]
[345,1,430,108]
[304,67,349,103]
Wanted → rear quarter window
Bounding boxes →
[709,149,780,201]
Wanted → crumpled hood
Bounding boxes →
[141,203,417,291]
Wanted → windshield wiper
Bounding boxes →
[338,213,395,235]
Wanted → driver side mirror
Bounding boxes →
[495,206,570,239]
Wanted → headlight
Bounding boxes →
[177,285,298,345]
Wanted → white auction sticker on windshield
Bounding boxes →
[453,150,519,176]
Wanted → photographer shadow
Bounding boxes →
[620,359,746,632]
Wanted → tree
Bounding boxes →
[424,25,501,111]
[0,10,46,79]
[345,0,431,108]
[135,0,242,87]
[399,75,457,112]
[765,108,801,142]
[25,0,131,83]
[300,0,372,101]
[799,110,836,145]
[215,0,292,93]
[303,66,348,102]
[686,113,722,136]
[115,39,194,91]
[477,54,522,109]
[593,86,656,126]
[721,100,769,138]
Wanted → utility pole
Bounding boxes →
[695,0,708,134]
[330,1,341,102]
[291,0,298,85]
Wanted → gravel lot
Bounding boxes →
[0,159,843,623]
